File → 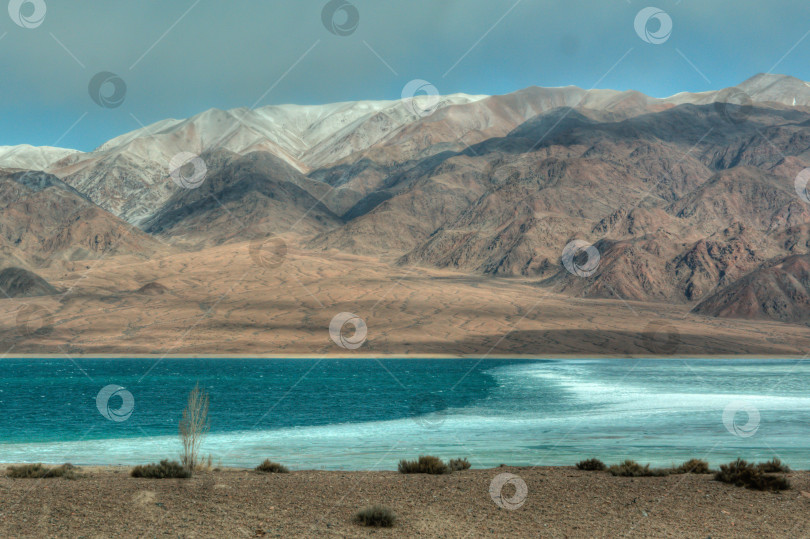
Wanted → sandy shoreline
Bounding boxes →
[0,465,806,537]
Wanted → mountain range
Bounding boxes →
[3,72,810,346]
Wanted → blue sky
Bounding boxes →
[1,0,809,151]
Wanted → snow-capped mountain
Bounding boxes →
[0,145,80,171]
[49,93,487,224]
[91,93,491,171]
[5,73,810,328]
[8,73,810,227]
[665,73,810,107]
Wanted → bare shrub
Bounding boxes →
[179,383,210,471]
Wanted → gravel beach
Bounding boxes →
[0,465,807,538]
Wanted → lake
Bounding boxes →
[0,357,807,469]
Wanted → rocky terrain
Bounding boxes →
[143,150,342,247]
[0,170,166,270]
[2,73,810,353]
[1,466,808,538]
[695,254,810,323]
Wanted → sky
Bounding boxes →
[1,0,809,151]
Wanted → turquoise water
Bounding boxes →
[0,358,808,470]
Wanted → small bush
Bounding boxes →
[576,458,607,471]
[715,458,754,486]
[255,459,289,473]
[750,474,791,491]
[7,463,76,479]
[672,458,711,475]
[757,458,790,473]
[448,458,471,471]
[714,459,790,491]
[608,460,669,477]
[354,505,396,527]
[131,459,192,479]
[398,455,449,475]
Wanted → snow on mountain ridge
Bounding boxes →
[93,93,489,165]
[42,75,810,227]
[0,145,80,171]
[95,118,185,152]
[49,95,491,224]
[663,73,810,106]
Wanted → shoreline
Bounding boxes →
[1,354,806,359]
[0,465,805,537]
[0,462,806,472]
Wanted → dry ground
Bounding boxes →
[0,466,807,538]
[1,241,809,357]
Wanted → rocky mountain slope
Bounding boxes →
[5,73,810,326]
[50,94,487,225]
[47,73,810,227]
[320,103,809,282]
[0,170,164,269]
[694,254,810,323]
[143,150,341,246]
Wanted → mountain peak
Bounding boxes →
[738,72,809,96]
[741,72,802,85]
